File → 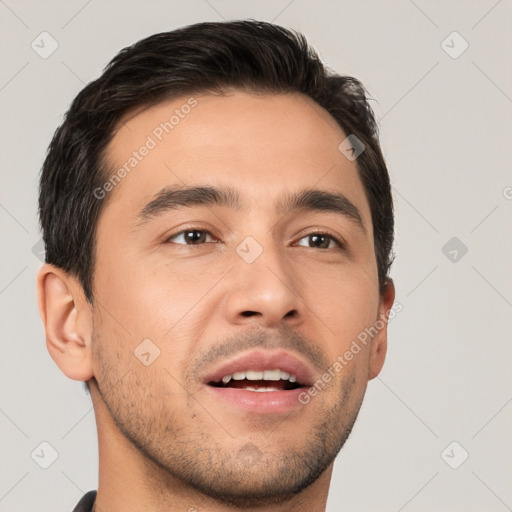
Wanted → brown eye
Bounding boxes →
[166,229,214,245]
[297,233,342,249]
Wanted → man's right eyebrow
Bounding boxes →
[135,185,242,227]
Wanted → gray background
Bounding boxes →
[1,1,511,511]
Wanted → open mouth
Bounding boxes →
[202,350,315,413]
[208,369,303,392]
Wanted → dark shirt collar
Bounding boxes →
[72,491,97,512]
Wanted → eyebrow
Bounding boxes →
[136,184,366,233]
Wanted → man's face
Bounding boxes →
[90,91,391,506]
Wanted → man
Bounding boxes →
[37,20,396,511]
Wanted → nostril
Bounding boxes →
[241,311,259,317]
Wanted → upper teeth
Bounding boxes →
[221,369,297,384]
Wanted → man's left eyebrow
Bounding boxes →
[276,188,366,234]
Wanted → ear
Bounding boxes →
[37,263,94,381]
[368,278,396,380]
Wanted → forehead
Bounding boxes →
[102,91,371,225]
[114,90,341,150]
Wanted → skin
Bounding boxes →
[37,90,395,512]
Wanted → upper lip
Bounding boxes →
[202,349,316,387]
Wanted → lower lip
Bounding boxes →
[204,385,307,414]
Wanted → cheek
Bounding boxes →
[302,270,379,390]
[92,313,178,400]
[94,250,223,339]
[306,267,379,341]
[138,266,224,337]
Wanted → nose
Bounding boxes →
[223,239,303,329]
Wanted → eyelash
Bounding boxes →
[164,228,345,250]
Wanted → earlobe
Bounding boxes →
[37,264,94,381]
[368,278,396,380]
